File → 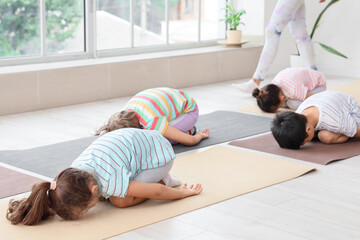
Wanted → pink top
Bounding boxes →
[271,68,326,101]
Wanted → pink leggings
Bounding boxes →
[167,108,199,144]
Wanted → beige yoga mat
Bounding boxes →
[229,133,360,165]
[238,78,360,116]
[0,146,315,240]
[329,78,360,101]
[237,104,291,117]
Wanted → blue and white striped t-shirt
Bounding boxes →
[296,91,360,137]
[71,128,175,198]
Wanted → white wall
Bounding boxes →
[232,0,264,35]
[266,0,360,77]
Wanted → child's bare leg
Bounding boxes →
[318,130,349,144]
[354,127,360,138]
[109,196,147,208]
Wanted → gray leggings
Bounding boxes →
[133,160,174,183]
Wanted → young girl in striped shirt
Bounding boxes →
[271,91,360,149]
[96,87,209,146]
[252,67,326,113]
[7,128,203,225]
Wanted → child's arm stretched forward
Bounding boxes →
[109,181,203,208]
[164,125,209,146]
[317,129,349,144]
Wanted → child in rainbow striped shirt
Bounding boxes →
[96,87,209,146]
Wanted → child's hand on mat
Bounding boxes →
[195,129,210,140]
[180,183,203,197]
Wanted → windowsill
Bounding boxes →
[0,42,262,75]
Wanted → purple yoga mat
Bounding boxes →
[228,133,360,165]
[0,166,43,199]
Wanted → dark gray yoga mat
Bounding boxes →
[0,111,271,178]
[172,110,271,153]
[0,136,97,179]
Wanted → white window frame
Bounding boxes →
[0,0,229,67]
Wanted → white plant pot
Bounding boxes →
[290,54,305,68]
[226,30,242,43]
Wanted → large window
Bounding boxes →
[0,1,41,58]
[0,0,264,66]
[0,0,83,59]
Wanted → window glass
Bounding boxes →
[201,0,226,41]
[97,0,131,50]
[0,0,264,65]
[46,0,84,54]
[133,0,166,47]
[169,0,198,43]
[0,0,41,58]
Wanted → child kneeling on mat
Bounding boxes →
[271,91,360,149]
[96,87,209,146]
[252,68,327,113]
[6,128,202,225]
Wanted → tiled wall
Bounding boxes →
[0,46,262,116]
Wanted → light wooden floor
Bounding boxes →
[1,75,360,240]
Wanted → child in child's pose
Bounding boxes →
[6,128,202,225]
[252,67,326,112]
[271,91,360,149]
[235,0,327,93]
[96,87,209,146]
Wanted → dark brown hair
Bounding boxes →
[95,110,142,136]
[252,84,281,113]
[6,168,95,225]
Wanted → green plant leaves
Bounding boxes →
[316,42,348,59]
[220,2,246,30]
[310,0,340,39]
[300,0,347,60]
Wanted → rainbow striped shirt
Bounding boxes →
[71,128,175,198]
[272,68,326,101]
[296,91,360,137]
[123,88,198,134]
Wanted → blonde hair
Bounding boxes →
[96,110,142,136]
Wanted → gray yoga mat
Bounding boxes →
[0,111,271,178]
[172,110,271,153]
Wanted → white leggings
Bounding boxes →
[253,0,316,81]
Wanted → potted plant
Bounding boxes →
[291,0,347,66]
[220,2,246,43]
